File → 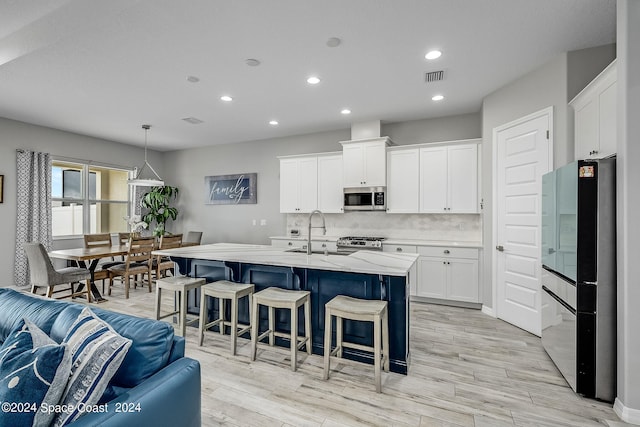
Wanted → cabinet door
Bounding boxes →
[446,258,479,302]
[574,97,599,160]
[447,144,478,213]
[416,257,447,298]
[598,79,617,158]
[297,157,318,212]
[280,159,300,213]
[387,149,419,213]
[419,147,447,212]
[363,141,387,186]
[342,144,364,187]
[318,154,343,213]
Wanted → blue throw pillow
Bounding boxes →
[52,307,132,427]
[0,318,72,427]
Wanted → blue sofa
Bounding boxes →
[0,288,201,427]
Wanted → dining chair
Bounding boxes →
[184,231,203,245]
[153,234,183,281]
[107,236,154,299]
[83,233,118,293]
[23,242,92,303]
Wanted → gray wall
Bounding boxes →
[0,117,164,283]
[480,45,616,309]
[616,0,640,420]
[163,113,481,245]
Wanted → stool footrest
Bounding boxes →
[341,341,374,353]
[157,311,180,320]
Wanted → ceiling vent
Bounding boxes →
[182,117,204,124]
[424,70,444,83]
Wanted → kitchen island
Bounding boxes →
[154,243,418,374]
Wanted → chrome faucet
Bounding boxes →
[307,210,326,255]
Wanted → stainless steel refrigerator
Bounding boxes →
[541,158,616,402]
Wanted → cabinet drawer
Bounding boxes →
[417,246,478,259]
[383,244,418,254]
[313,240,337,252]
[271,239,307,249]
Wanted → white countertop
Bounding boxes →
[154,243,418,276]
[270,235,482,248]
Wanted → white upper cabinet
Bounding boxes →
[317,154,344,213]
[419,142,479,213]
[386,148,419,213]
[570,60,617,160]
[341,137,389,187]
[279,156,318,213]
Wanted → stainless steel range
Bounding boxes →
[336,236,386,253]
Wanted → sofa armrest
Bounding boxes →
[168,336,186,363]
[68,358,201,427]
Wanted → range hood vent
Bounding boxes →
[425,70,444,83]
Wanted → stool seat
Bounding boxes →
[156,276,206,337]
[199,280,255,355]
[323,295,389,393]
[251,287,311,371]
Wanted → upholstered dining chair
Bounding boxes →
[23,242,92,303]
[184,231,203,245]
[153,234,183,281]
[107,236,154,299]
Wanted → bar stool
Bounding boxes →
[199,280,255,355]
[155,276,206,337]
[250,287,312,372]
[323,295,389,393]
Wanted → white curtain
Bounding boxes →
[14,149,52,287]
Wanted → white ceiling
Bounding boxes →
[0,0,616,151]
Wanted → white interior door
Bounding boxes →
[495,109,552,336]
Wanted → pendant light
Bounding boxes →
[127,124,164,187]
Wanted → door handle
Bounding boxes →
[496,245,504,252]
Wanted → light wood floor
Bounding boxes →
[31,284,631,426]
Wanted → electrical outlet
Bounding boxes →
[260,219,267,226]
[252,219,257,226]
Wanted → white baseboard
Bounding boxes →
[481,305,495,317]
[614,397,640,425]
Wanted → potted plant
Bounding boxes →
[140,185,179,237]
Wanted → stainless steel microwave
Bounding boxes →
[343,187,386,211]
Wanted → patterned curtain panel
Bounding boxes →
[14,150,52,287]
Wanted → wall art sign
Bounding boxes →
[205,173,257,205]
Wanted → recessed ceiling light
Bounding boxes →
[186,75,200,83]
[341,109,351,115]
[327,37,341,47]
[269,120,279,126]
[246,58,261,67]
[220,95,233,102]
[432,95,444,101]
[425,50,442,60]
[307,76,321,85]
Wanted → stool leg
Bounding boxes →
[304,298,312,355]
[382,307,390,372]
[180,290,187,337]
[219,298,226,335]
[374,312,382,393]
[290,302,298,372]
[155,286,162,320]
[336,316,343,358]
[199,292,208,346]
[323,308,332,380]
[268,306,275,346]
[251,299,259,361]
[230,297,238,355]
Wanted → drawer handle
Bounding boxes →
[322,243,327,248]
[444,249,450,254]
[288,242,292,246]
[396,247,403,252]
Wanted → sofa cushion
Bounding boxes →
[0,289,70,341]
[0,318,72,427]
[53,307,132,427]
[50,304,175,388]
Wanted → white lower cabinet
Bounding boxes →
[416,246,479,303]
[271,238,337,253]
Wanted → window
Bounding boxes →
[52,160,132,237]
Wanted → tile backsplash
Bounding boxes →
[287,212,482,242]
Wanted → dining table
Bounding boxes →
[48,244,130,303]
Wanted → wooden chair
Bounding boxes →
[107,236,154,299]
[83,233,117,293]
[153,234,183,281]
[23,242,92,303]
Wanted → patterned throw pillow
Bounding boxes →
[0,318,72,427]
[52,307,132,427]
